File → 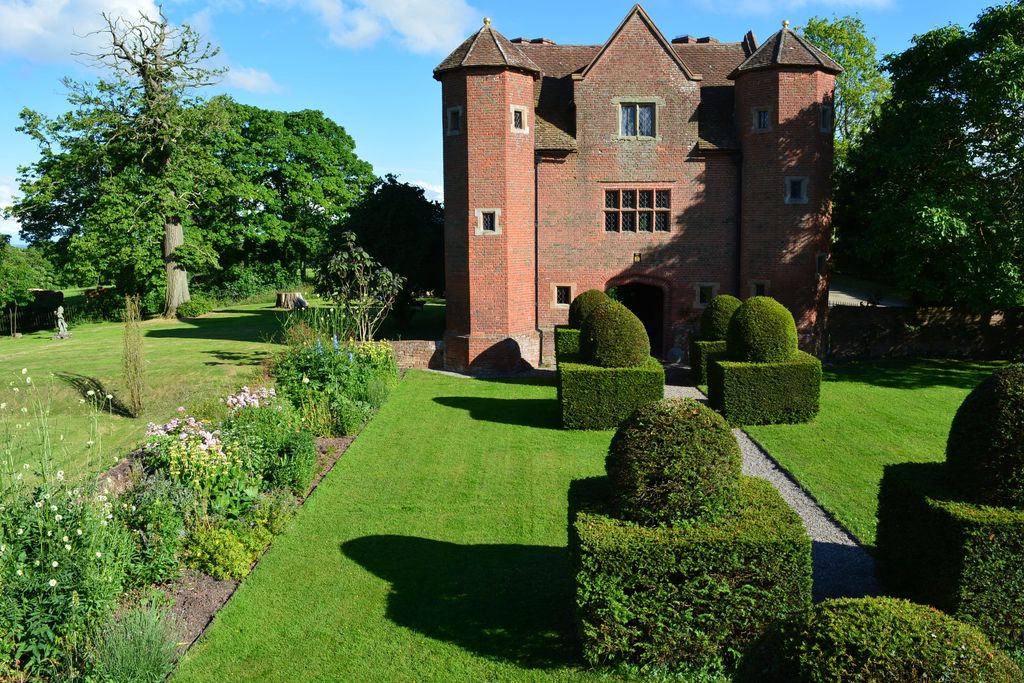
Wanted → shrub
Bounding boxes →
[689,339,728,386]
[945,364,1024,508]
[570,476,811,674]
[579,300,649,368]
[708,351,821,425]
[272,430,318,493]
[726,296,798,363]
[606,398,741,525]
[175,295,216,319]
[122,295,145,417]
[876,462,1024,659]
[559,356,664,430]
[568,289,608,328]
[699,294,742,341]
[243,489,298,536]
[183,525,253,580]
[93,598,181,683]
[737,597,1023,682]
[554,325,580,364]
[116,473,192,587]
[144,412,244,500]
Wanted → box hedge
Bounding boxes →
[554,325,580,366]
[569,476,812,674]
[690,339,728,386]
[707,351,821,425]
[876,462,1024,661]
[558,355,664,430]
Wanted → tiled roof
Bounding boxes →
[433,24,541,78]
[728,27,841,79]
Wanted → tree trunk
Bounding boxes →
[163,217,190,318]
[276,292,302,309]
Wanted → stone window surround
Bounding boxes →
[474,208,502,236]
[695,282,720,308]
[750,279,770,297]
[551,283,576,309]
[612,96,664,141]
[446,105,464,136]
[784,176,809,205]
[510,105,529,134]
[752,106,772,132]
[602,187,672,233]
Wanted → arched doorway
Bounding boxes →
[610,282,665,357]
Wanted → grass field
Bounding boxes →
[745,358,1005,546]
[173,370,617,682]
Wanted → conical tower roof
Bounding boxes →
[434,20,541,79]
[728,22,841,79]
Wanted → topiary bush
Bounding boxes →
[690,339,728,386]
[727,296,798,363]
[700,294,742,341]
[554,325,580,365]
[568,289,609,328]
[558,356,664,430]
[708,351,822,425]
[579,300,650,368]
[606,398,741,525]
[737,597,1023,682]
[945,364,1024,508]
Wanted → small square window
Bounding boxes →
[620,103,656,137]
[447,107,462,135]
[655,211,670,232]
[514,110,524,130]
[752,281,768,297]
[511,105,529,133]
[555,286,571,305]
[785,177,809,204]
[622,211,637,232]
[754,108,770,131]
[699,285,715,305]
[605,211,620,232]
[481,212,496,232]
[605,190,619,209]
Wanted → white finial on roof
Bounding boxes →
[484,17,491,27]
[782,20,790,29]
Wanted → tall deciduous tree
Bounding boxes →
[802,15,890,165]
[9,8,225,316]
[834,1,1024,309]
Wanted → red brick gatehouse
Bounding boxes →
[434,4,840,372]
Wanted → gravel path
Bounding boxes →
[664,384,881,602]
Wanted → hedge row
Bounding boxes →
[876,462,1024,661]
[554,325,580,365]
[708,351,821,425]
[558,356,664,430]
[570,476,812,673]
[689,339,728,386]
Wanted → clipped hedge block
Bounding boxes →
[690,339,728,386]
[554,326,580,366]
[876,462,1024,661]
[559,356,664,430]
[708,351,821,425]
[570,476,812,673]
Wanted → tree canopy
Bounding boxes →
[834,1,1024,309]
[0,237,54,310]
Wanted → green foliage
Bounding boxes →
[834,3,1024,309]
[606,398,741,525]
[568,289,609,329]
[945,364,1024,508]
[800,15,891,166]
[558,356,665,430]
[0,239,52,311]
[175,294,216,318]
[708,351,822,425]
[116,473,192,588]
[690,339,728,386]
[876,462,1024,660]
[122,295,145,417]
[554,326,580,365]
[726,297,798,363]
[571,476,812,674]
[738,597,1022,682]
[579,300,650,368]
[223,403,317,494]
[241,489,298,537]
[183,524,253,580]
[94,598,181,683]
[317,232,406,341]
[699,294,741,341]
[209,262,301,303]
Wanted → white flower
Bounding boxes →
[48,579,56,587]
[64,544,71,551]
[105,394,112,400]
[49,505,57,512]
[21,368,26,375]
[20,407,27,414]
[76,529,82,536]
[25,377,30,385]
[33,501,42,509]
[62,536,68,542]
[86,440,94,448]
[0,403,5,410]
[51,561,58,568]
[55,470,64,481]
[55,514,62,521]
[16,528,23,536]
[100,520,108,527]
[33,560,39,567]
[95,552,102,559]
[22,464,29,470]
[0,544,5,552]
[86,389,95,396]
[79,399,85,404]
[16,570,22,577]
[302,376,310,384]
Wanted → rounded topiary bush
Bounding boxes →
[568,289,609,329]
[606,398,741,525]
[727,296,798,362]
[737,597,1023,682]
[946,364,1024,508]
[700,294,742,341]
[579,299,649,368]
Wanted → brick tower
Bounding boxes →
[731,22,841,348]
[434,19,541,372]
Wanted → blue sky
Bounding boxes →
[0,0,997,243]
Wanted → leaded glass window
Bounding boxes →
[620,103,656,137]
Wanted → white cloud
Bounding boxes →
[0,0,161,62]
[412,180,443,203]
[0,176,23,243]
[692,0,891,14]
[224,65,284,93]
[268,0,479,53]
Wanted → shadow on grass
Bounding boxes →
[55,373,134,418]
[825,358,1005,391]
[145,309,284,344]
[478,372,557,387]
[432,396,561,429]
[341,535,578,670]
[204,350,271,367]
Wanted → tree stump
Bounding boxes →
[276,292,303,309]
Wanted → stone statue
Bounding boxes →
[53,306,71,340]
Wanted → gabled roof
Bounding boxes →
[433,21,541,79]
[728,23,841,79]
[578,4,701,81]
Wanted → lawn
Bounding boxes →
[745,358,1006,546]
[174,370,616,682]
